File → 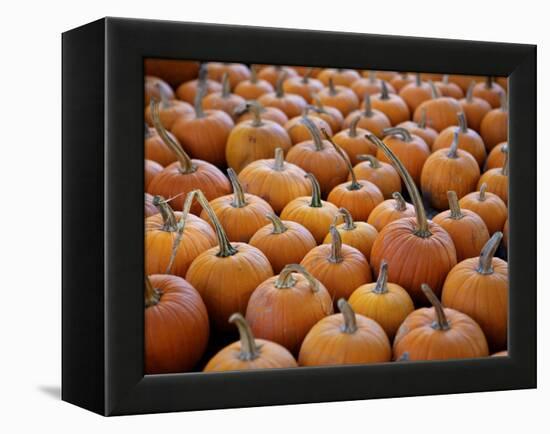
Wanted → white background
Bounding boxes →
[0,0,546,432]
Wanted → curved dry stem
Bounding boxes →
[338,298,358,334]
[373,260,389,294]
[363,93,373,117]
[338,207,356,231]
[322,128,361,191]
[155,82,171,109]
[415,73,422,87]
[466,81,475,103]
[275,263,319,293]
[478,183,488,201]
[266,212,288,234]
[221,72,231,98]
[275,71,287,98]
[349,115,361,137]
[229,313,260,361]
[152,195,178,232]
[227,168,247,208]
[328,225,344,263]
[477,232,503,275]
[380,80,390,100]
[301,116,325,151]
[457,111,468,133]
[358,154,381,169]
[392,192,407,211]
[428,80,440,99]
[501,146,509,176]
[383,127,413,142]
[447,191,463,219]
[273,147,285,171]
[250,65,258,83]
[421,284,450,331]
[447,130,460,158]
[145,275,161,307]
[305,173,323,208]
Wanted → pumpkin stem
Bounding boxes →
[150,99,196,174]
[221,72,231,98]
[312,94,327,113]
[250,65,258,84]
[457,111,468,134]
[380,80,390,100]
[421,284,450,331]
[305,173,323,208]
[276,263,320,293]
[369,134,431,237]
[338,299,358,334]
[301,116,325,151]
[273,147,285,171]
[266,212,288,234]
[383,127,413,142]
[337,207,356,231]
[195,189,238,257]
[428,80,440,99]
[229,313,261,361]
[349,115,361,137]
[447,130,460,159]
[478,183,488,201]
[418,107,427,129]
[363,93,373,117]
[447,191,463,219]
[322,129,361,191]
[358,154,381,169]
[155,82,171,109]
[442,74,449,85]
[477,232,503,275]
[165,190,198,274]
[500,92,508,112]
[301,68,313,84]
[194,79,207,119]
[328,77,337,96]
[368,70,377,83]
[501,146,509,176]
[227,168,248,208]
[485,76,493,89]
[373,260,389,294]
[328,225,344,263]
[466,81,475,103]
[275,71,286,98]
[415,73,422,87]
[152,195,178,232]
[392,192,407,211]
[247,101,264,127]
[145,275,161,308]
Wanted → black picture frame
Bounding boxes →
[62,17,537,416]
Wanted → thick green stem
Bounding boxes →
[266,212,288,234]
[447,130,460,158]
[478,183,488,201]
[227,168,247,208]
[229,313,260,361]
[322,129,361,191]
[328,225,344,263]
[275,264,319,292]
[145,275,161,307]
[301,116,325,151]
[152,195,178,232]
[393,192,407,211]
[273,147,285,171]
[457,111,468,134]
[358,154,381,169]
[338,207,356,231]
[337,299,358,334]
[447,191,463,219]
[305,173,323,208]
[373,260,389,294]
[363,93,373,117]
[421,284,450,331]
[383,127,413,142]
[221,72,231,98]
[477,232,503,274]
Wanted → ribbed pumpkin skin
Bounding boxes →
[480,108,508,150]
[351,161,401,199]
[432,127,487,167]
[317,85,360,116]
[486,142,507,169]
[332,128,377,165]
[396,121,438,149]
[145,212,217,278]
[323,222,378,261]
[145,159,163,191]
[367,198,415,232]
[413,97,461,132]
[285,116,332,145]
[442,257,508,351]
[370,93,410,125]
[399,81,432,113]
[393,307,489,360]
[203,92,246,120]
[245,274,333,354]
[200,194,274,243]
[280,198,339,244]
[344,109,391,138]
[234,78,273,100]
[147,160,231,215]
[145,100,194,130]
[301,244,373,301]
[249,221,317,274]
[376,134,430,185]
[145,76,174,107]
[236,106,288,127]
[145,128,178,167]
[310,106,344,133]
[257,92,308,119]
[145,275,209,374]
[175,78,221,104]
[282,76,324,103]
[459,190,508,234]
[472,82,505,108]
[370,218,457,303]
[186,243,273,333]
[327,181,384,222]
[478,169,508,205]
[435,81,464,99]
[298,313,392,366]
[459,96,491,132]
[203,338,297,372]
[226,120,292,173]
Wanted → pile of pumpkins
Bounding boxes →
[144,59,509,374]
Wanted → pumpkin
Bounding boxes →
[204,313,297,371]
[257,72,308,118]
[203,73,246,120]
[171,83,234,167]
[285,117,349,195]
[282,68,324,103]
[348,260,414,339]
[390,72,415,92]
[367,192,415,232]
[147,100,231,214]
[344,93,391,138]
[459,81,492,132]
[144,59,199,87]
[369,70,399,82]
[204,62,225,81]
[211,63,251,89]
[398,73,432,113]
[323,207,379,261]
[186,191,274,333]
[477,147,508,204]
[298,298,391,366]
[145,192,216,278]
[144,193,158,217]
[447,75,482,93]
[396,107,438,149]
[144,124,178,167]
[486,142,508,170]
[459,183,508,234]
[480,92,508,150]
[432,191,490,261]
[145,274,209,374]
[144,84,193,129]
[420,72,444,82]
[145,159,163,191]
[393,284,489,360]
[246,264,333,354]
[350,71,396,100]
[371,80,410,125]
[284,110,333,145]
[257,65,298,87]
[352,154,401,199]
[200,168,274,243]
[309,94,345,133]
[234,65,274,100]
[432,111,486,167]
[301,225,372,303]
[413,81,461,132]
[292,66,323,78]
[369,134,457,303]
[377,127,430,185]
[442,232,508,351]
[316,77,360,116]
[503,218,509,250]
[280,173,340,243]
[238,147,311,214]
[472,76,505,108]
[235,102,288,127]
[318,68,361,87]
[324,132,384,221]
[420,130,480,210]
[226,102,292,173]
[331,115,377,165]
[175,64,222,104]
[145,76,174,107]
[249,214,317,274]
[434,74,464,99]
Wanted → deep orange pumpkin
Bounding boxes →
[331,115,377,165]
[145,159,163,191]
[472,76,506,108]
[351,154,401,199]
[309,94,345,133]
[203,73,246,120]
[175,64,222,104]
[318,68,361,87]
[350,71,396,100]
[284,110,333,145]
[459,183,508,234]
[145,76,174,107]
[413,81,461,132]
[486,142,508,170]
[478,147,509,204]
[434,75,464,99]
[234,65,274,100]
[396,107,438,149]
[257,72,308,118]
[367,192,415,232]
[480,93,508,150]
[399,73,432,113]
[459,82,492,132]
[371,80,410,125]
[235,102,288,127]
[144,59,199,87]
[144,124,178,167]
[345,94,391,138]
[282,68,324,103]
[316,78,360,117]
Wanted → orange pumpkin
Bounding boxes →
[257,72,308,118]
[280,173,340,243]
[323,207,378,261]
[145,274,209,374]
[186,191,273,333]
[390,72,415,92]
[238,147,311,214]
[144,59,199,87]
[309,94,345,133]
[442,232,508,351]
[459,81,492,132]
[147,100,231,214]
[369,134,457,303]
[503,218,509,250]
[367,192,415,232]
[284,110,333,145]
[370,70,399,82]
[145,159,163,191]
[352,154,401,199]
[480,93,508,150]
[399,73,432,113]
[209,63,251,89]
[371,80,410,125]
[298,299,391,366]
[486,142,508,170]
[432,111,486,167]
[144,124,178,167]
[246,264,333,354]
[432,191,490,261]
[235,102,288,127]
[434,74,464,99]
[344,93,391,139]
[349,260,414,340]
[350,71,396,100]
[203,73,246,120]
[145,76,174,107]
[282,68,324,103]
[144,84,193,129]
[420,130,480,210]
[393,284,489,360]
[413,81,461,132]
[459,183,508,234]
[396,107,438,150]
[472,76,505,108]
[257,65,298,87]
[249,214,317,274]
[478,148,508,204]
[447,75,482,93]
[204,313,297,371]
[301,225,372,303]
[234,65,274,100]
[331,115,377,165]
[316,78,360,116]
[318,68,361,87]
[175,64,222,104]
